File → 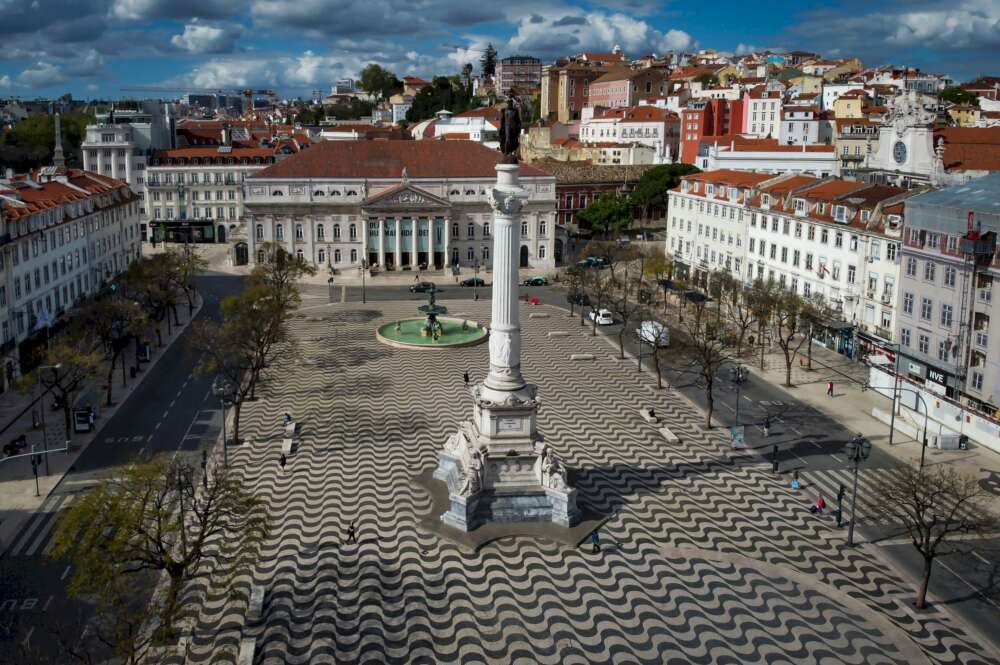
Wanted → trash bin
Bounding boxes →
[959,435,969,450]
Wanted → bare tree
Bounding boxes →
[771,288,819,387]
[79,298,148,406]
[562,266,584,317]
[675,299,735,428]
[166,244,208,314]
[585,268,615,336]
[868,466,998,609]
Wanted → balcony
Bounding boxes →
[840,153,865,162]
[875,326,893,340]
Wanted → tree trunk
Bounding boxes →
[105,355,117,405]
[569,300,575,316]
[916,556,933,609]
[172,305,180,326]
[705,386,714,429]
[163,570,184,635]
[618,329,625,360]
[784,349,793,387]
[807,323,814,370]
[62,399,73,441]
[232,400,242,444]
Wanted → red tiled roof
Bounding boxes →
[682,169,774,187]
[153,147,275,159]
[403,76,429,85]
[249,140,547,179]
[716,136,834,153]
[936,127,1000,172]
[799,180,869,201]
[2,169,132,221]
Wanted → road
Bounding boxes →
[0,274,242,661]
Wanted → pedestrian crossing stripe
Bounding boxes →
[4,494,76,558]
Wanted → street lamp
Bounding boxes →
[36,363,63,476]
[327,277,335,304]
[731,364,746,424]
[360,258,368,304]
[862,381,930,468]
[844,433,872,547]
[211,375,232,467]
[473,260,481,301]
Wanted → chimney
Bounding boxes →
[221,126,230,146]
[53,112,65,168]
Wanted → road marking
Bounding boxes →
[60,566,71,580]
[973,550,991,565]
[42,595,53,611]
[155,421,162,430]
[937,558,1000,610]
[132,435,143,442]
[830,454,843,462]
[743,396,753,402]
[21,626,35,647]
[169,399,176,408]
[138,447,146,456]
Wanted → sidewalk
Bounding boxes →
[751,340,1000,512]
[0,294,203,553]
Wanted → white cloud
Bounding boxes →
[170,20,243,54]
[0,74,11,88]
[885,0,1000,48]
[16,61,66,88]
[661,29,693,52]
[110,0,242,21]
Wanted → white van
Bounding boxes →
[636,320,669,347]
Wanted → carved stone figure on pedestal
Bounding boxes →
[498,95,523,163]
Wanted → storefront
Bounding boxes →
[856,330,896,364]
[812,317,855,358]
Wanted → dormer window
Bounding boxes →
[833,205,846,222]
[465,189,476,196]
[681,181,689,193]
[861,209,871,222]
[887,214,901,226]
[761,193,771,208]
[706,184,715,196]
[817,203,826,214]
[794,198,806,214]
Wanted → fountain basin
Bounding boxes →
[377,317,489,350]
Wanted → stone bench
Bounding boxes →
[237,638,256,665]
[248,585,264,618]
[548,331,569,337]
[281,438,294,455]
[659,427,679,443]
[529,313,550,319]
[570,353,594,361]
[639,408,658,424]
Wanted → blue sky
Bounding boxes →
[0,0,997,99]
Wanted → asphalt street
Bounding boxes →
[0,273,242,661]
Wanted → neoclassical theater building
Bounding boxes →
[243,141,559,271]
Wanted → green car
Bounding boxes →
[576,256,608,269]
[460,277,486,287]
[522,276,548,286]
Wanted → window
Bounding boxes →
[805,254,813,270]
[940,304,953,327]
[903,292,914,314]
[780,247,788,263]
[886,243,897,261]
[944,266,956,287]
[318,249,326,264]
[483,222,490,237]
[834,231,843,248]
[467,222,475,238]
[749,238,756,253]
[905,257,917,277]
[349,224,357,240]
[316,224,325,241]
[920,297,932,320]
[294,224,304,240]
[976,332,989,348]
[276,224,284,240]
[924,261,936,282]
[900,328,911,347]
[918,334,929,354]
[792,250,800,267]
[521,221,528,235]
[807,225,815,240]
[971,371,984,392]
[820,229,829,244]
[350,249,357,263]
[539,221,547,236]
[538,245,546,259]
[938,341,949,361]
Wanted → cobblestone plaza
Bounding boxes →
[175,299,999,665]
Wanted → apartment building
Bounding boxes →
[895,175,1000,415]
[0,167,141,388]
[666,169,913,356]
[579,106,680,163]
[495,56,542,97]
[742,85,783,139]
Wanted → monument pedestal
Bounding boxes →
[434,162,580,533]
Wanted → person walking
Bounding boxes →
[463,371,470,386]
[279,453,287,471]
[826,381,834,397]
[590,530,601,553]
[791,470,800,490]
[763,416,771,438]
[347,521,358,544]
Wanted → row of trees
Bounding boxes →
[0,111,95,172]
[41,243,316,662]
[576,163,701,237]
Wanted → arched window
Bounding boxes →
[272,190,283,196]
[275,223,284,240]
[316,224,325,241]
[255,224,263,240]
[256,250,265,263]
[482,246,489,260]
[314,190,326,197]
[467,246,475,260]
[330,189,341,196]
[295,224,304,240]
[318,248,326,264]
[346,189,358,196]
[333,224,341,239]
[520,221,528,235]
[296,249,304,261]
[350,249,357,263]
[467,223,475,238]
[449,189,460,196]
[464,189,475,195]
[349,224,357,240]
[334,249,342,263]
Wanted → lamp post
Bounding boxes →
[211,376,231,467]
[473,260,481,301]
[327,277,335,304]
[862,381,930,468]
[361,258,368,304]
[37,363,62,476]
[844,433,872,547]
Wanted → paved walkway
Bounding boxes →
[168,301,996,665]
[0,296,202,554]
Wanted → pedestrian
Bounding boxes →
[827,380,834,397]
[414,274,419,282]
[347,521,357,544]
[791,470,800,490]
[590,530,601,553]
[283,412,292,426]
[463,371,470,386]
[763,416,770,437]
[810,495,826,514]
[279,453,287,470]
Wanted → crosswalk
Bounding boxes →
[3,493,76,558]
[800,466,906,526]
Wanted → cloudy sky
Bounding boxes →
[0,0,996,98]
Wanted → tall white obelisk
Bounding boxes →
[434,162,580,531]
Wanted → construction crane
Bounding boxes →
[119,86,278,113]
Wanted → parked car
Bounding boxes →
[637,287,654,304]
[636,320,669,347]
[460,277,486,287]
[522,276,548,286]
[588,308,614,325]
[569,292,591,306]
[576,256,608,269]
[409,282,436,293]
[3,434,28,458]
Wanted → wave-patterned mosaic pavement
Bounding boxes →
[174,302,998,665]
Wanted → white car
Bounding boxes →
[588,308,614,325]
[636,320,669,347]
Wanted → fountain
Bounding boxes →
[376,285,488,350]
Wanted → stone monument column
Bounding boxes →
[484,164,528,393]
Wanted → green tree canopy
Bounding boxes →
[629,163,701,220]
[939,86,980,107]
[481,43,498,77]
[359,63,403,102]
[577,193,633,238]
[406,76,475,122]
[0,111,94,171]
